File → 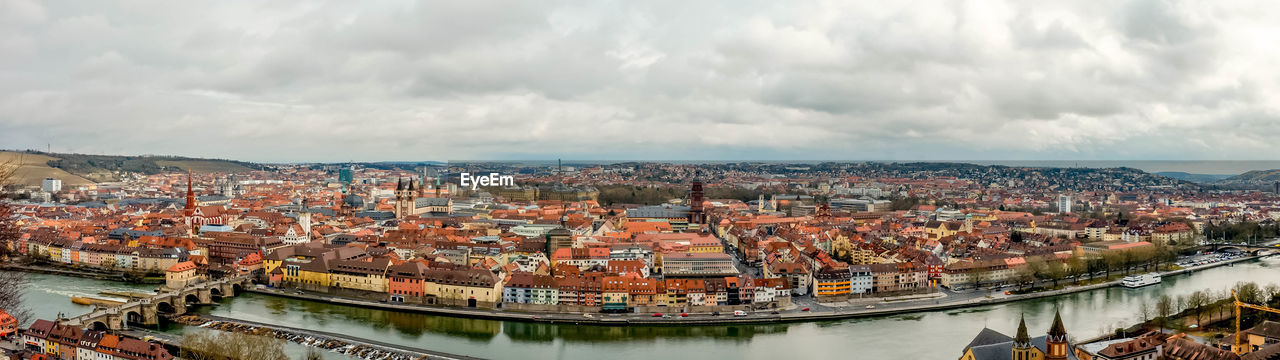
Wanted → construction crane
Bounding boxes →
[1233,290,1280,354]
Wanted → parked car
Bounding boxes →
[734,310,748,317]
[711,311,721,316]
[680,313,689,317]
[865,305,876,309]
[801,307,810,311]
[652,313,663,317]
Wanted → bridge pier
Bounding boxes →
[197,288,213,304]
[106,313,124,330]
[143,305,159,326]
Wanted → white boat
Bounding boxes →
[1121,273,1162,288]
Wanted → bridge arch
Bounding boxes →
[156,301,176,314]
[232,283,244,295]
[125,311,143,324]
[210,287,223,298]
[185,293,201,306]
[91,321,109,331]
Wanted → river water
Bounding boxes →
[19,257,1280,360]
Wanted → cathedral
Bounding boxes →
[960,311,1077,360]
[394,177,452,219]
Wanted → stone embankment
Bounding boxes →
[170,315,480,360]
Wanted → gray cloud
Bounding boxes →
[1,0,1278,162]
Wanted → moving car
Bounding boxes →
[734,310,748,317]
[652,313,663,317]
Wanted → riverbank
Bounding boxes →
[22,257,1280,360]
[0,263,164,284]
[247,254,1273,326]
[164,314,483,360]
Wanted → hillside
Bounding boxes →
[0,152,95,187]
[1155,171,1233,183]
[2,151,259,184]
[1224,169,1280,182]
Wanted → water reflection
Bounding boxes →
[20,257,1280,360]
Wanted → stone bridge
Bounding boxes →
[1206,243,1280,255]
[65,276,254,330]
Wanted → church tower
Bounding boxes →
[1011,315,1038,360]
[1046,310,1069,360]
[395,177,416,218]
[183,172,197,217]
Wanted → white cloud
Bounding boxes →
[1,0,1279,162]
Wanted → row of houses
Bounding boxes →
[263,242,795,310]
[21,319,172,360]
[502,273,791,310]
[20,235,191,274]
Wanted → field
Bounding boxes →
[0,151,95,186]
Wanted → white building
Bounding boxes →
[1057,194,1073,214]
[41,178,62,193]
[849,265,874,294]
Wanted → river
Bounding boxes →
[18,256,1280,360]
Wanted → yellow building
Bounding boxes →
[164,261,201,290]
[330,258,392,293]
[423,268,503,308]
[1241,321,1280,353]
[925,221,962,239]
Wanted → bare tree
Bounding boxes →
[0,157,32,324]
[305,347,324,360]
[180,331,289,360]
[1186,290,1210,327]
[1139,302,1152,323]
[1156,294,1174,333]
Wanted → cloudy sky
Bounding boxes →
[1,0,1278,162]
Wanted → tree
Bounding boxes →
[0,157,32,324]
[1156,294,1175,333]
[180,331,289,360]
[1103,252,1125,278]
[1047,262,1069,288]
[1186,290,1210,327]
[1066,255,1087,284]
[305,348,324,360]
[1139,302,1152,323]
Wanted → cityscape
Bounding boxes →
[3,157,1280,359]
[5,1,1280,360]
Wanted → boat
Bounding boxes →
[72,296,125,307]
[1121,273,1162,288]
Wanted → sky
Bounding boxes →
[2,0,1280,163]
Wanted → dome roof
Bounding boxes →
[343,195,365,208]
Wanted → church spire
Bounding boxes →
[1048,310,1067,340]
[183,171,196,216]
[1046,309,1070,359]
[1014,314,1031,347]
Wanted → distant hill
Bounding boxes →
[1155,172,1234,183]
[1,150,260,185]
[0,152,95,187]
[1225,169,1280,182]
